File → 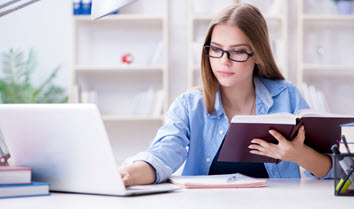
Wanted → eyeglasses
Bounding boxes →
[204,45,254,62]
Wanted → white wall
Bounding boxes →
[0,0,72,88]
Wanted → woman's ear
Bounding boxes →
[254,57,259,64]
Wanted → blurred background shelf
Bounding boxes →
[73,14,164,22]
[74,65,164,74]
[302,15,354,21]
[70,0,169,164]
[297,0,354,115]
[102,115,164,122]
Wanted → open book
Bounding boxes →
[169,173,267,189]
[218,109,354,163]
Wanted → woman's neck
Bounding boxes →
[220,79,256,117]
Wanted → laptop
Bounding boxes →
[0,104,180,196]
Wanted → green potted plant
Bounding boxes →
[333,0,353,15]
[0,49,68,103]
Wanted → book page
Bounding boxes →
[296,109,354,118]
[231,112,296,124]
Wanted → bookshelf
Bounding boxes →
[187,0,289,89]
[70,0,169,164]
[296,0,354,114]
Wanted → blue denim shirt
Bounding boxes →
[125,77,333,183]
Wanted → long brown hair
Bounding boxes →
[201,4,285,114]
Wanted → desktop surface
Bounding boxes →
[2,179,353,209]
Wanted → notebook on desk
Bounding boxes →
[0,104,180,196]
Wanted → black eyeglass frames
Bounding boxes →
[203,45,254,62]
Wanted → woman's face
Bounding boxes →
[208,24,256,88]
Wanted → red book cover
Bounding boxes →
[218,110,354,163]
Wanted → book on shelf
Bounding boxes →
[68,85,80,103]
[152,90,165,117]
[0,166,32,185]
[80,90,97,104]
[218,109,354,163]
[169,173,267,189]
[130,88,155,116]
[340,122,354,153]
[301,83,330,113]
[149,40,163,65]
[0,182,50,198]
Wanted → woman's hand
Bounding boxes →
[120,168,134,187]
[248,126,306,162]
[119,161,156,187]
[248,125,332,177]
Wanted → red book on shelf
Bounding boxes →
[0,166,32,185]
[218,109,354,163]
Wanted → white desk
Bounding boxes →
[2,179,353,209]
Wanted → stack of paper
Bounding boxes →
[169,173,267,189]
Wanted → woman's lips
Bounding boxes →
[218,71,234,76]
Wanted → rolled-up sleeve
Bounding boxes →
[123,95,191,183]
[304,153,334,179]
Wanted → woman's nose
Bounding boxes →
[220,52,231,65]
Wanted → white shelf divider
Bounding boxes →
[302,15,354,21]
[74,65,164,73]
[102,115,164,122]
[73,14,164,22]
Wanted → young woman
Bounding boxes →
[120,4,333,186]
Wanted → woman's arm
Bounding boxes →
[249,126,332,178]
[120,161,156,187]
[119,94,192,186]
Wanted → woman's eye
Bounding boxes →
[231,51,245,55]
[211,47,221,52]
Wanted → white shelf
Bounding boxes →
[73,14,164,22]
[192,14,283,21]
[74,65,164,73]
[302,15,354,21]
[102,115,164,122]
[303,64,354,71]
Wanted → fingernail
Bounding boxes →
[301,126,304,130]
[250,140,255,143]
[269,130,273,134]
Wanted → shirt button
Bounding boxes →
[224,115,227,119]
[217,116,221,119]
[219,130,224,135]
[206,158,211,163]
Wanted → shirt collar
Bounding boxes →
[208,77,287,118]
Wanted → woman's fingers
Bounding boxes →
[293,125,306,143]
[268,129,286,143]
[120,170,132,187]
[249,138,278,159]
